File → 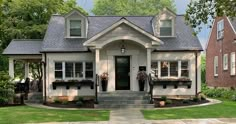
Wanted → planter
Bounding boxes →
[101,80,108,91]
[159,101,165,107]
[139,80,145,91]
[153,78,192,89]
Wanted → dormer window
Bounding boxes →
[217,19,224,40]
[160,20,172,36]
[70,20,82,37]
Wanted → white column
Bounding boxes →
[9,58,14,79]
[24,62,29,79]
[95,49,100,74]
[146,48,151,92]
[95,49,100,92]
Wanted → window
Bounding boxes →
[151,62,158,77]
[75,62,83,78]
[152,61,189,78]
[85,62,93,78]
[65,62,74,78]
[161,61,169,77]
[54,62,93,79]
[70,20,81,37]
[231,52,235,75]
[170,61,178,76]
[160,20,172,36]
[181,61,189,77]
[217,19,224,39]
[55,62,63,79]
[223,54,228,70]
[214,56,218,76]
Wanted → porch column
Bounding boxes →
[95,49,100,74]
[9,58,14,79]
[24,61,29,79]
[146,48,151,92]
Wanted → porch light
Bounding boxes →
[120,41,126,54]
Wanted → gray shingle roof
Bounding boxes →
[3,39,42,55]
[41,15,202,52]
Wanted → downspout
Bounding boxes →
[43,53,47,104]
[195,51,198,96]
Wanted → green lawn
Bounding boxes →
[0,106,109,124]
[142,99,236,120]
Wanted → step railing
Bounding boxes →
[95,74,99,104]
[148,73,153,104]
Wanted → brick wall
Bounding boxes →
[206,16,236,88]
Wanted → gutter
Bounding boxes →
[195,51,198,96]
[43,53,47,104]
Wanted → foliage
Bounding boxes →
[61,100,68,105]
[76,97,84,107]
[0,71,15,104]
[192,97,199,102]
[160,96,167,101]
[0,106,109,123]
[100,72,108,80]
[142,99,236,120]
[182,99,190,104]
[0,0,88,72]
[202,83,236,100]
[165,99,172,104]
[185,0,236,34]
[92,0,176,16]
[201,54,206,84]
[53,98,62,104]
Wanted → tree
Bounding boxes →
[185,0,236,34]
[92,0,176,16]
[201,54,206,84]
[0,71,15,104]
[0,0,88,72]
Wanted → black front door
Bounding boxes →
[115,56,130,90]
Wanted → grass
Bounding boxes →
[0,106,109,124]
[142,99,236,120]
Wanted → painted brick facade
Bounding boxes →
[206,16,236,88]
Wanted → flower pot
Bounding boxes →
[139,80,145,91]
[159,101,165,107]
[101,80,108,91]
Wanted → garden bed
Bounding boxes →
[46,99,94,108]
[0,104,24,108]
[154,98,209,108]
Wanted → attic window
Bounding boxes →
[160,20,172,36]
[217,19,224,40]
[70,20,81,37]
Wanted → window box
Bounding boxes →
[52,80,94,90]
[153,78,192,89]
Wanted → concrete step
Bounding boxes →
[95,104,154,109]
[98,96,150,101]
[99,100,150,104]
[98,91,148,96]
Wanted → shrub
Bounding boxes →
[76,101,83,107]
[183,99,190,104]
[232,94,236,101]
[165,99,172,104]
[192,97,199,102]
[160,96,167,101]
[54,99,61,104]
[62,100,68,105]
[0,71,15,105]
[78,97,84,102]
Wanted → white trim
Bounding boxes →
[214,56,218,76]
[217,19,224,40]
[223,54,228,70]
[67,18,84,38]
[83,19,163,46]
[230,52,236,75]
[64,9,87,18]
[227,17,236,34]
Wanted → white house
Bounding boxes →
[3,8,202,105]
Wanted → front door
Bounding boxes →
[115,56,130,90]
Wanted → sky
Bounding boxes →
[77,0,210,49]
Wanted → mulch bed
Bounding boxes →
[46,100,94,108]
[154,98,210,108]
[0,104,24,108]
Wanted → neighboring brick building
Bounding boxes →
[206,16,236,88]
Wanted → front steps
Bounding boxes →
[95,91,154,109]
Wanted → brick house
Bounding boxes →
[206,16,236,88]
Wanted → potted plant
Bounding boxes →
[100,72,108,91]
[136,71,147,91]
[159,96,166,107]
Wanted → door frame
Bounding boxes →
[115,56,130,90]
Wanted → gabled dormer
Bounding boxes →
[64,9,88,38]
[152,8,176,37]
